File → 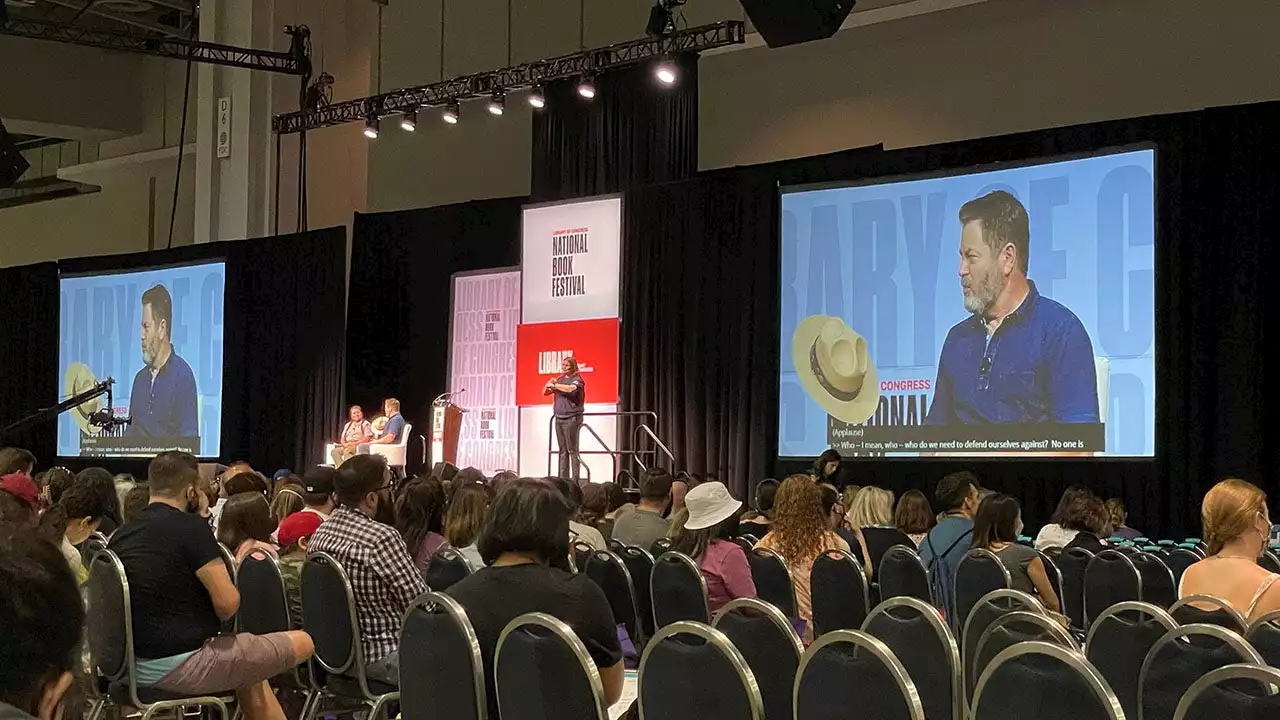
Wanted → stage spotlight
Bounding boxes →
[442,100,460,125]
[577,73,597,100]
[487,89,506,116]
[655,58,677,86]
[399,110,418,132]
[363,116,380,139]
[528,83,546,109]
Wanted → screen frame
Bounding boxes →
[775,142,1160,462]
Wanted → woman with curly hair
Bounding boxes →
[757,474,850,638]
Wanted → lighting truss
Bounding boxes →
[272,20,745,135]
[1,17,308,75]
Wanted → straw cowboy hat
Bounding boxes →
[64,362,103,434]
[792,315,880,424]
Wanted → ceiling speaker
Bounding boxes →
[738,0,856,48]
[0,120,30,190]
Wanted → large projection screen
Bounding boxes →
[779,148,1155,458]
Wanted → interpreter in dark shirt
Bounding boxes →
[926,191,1099,426]
[128,284,199,438]
[544,356,586,481]
[108,451,312,720]
[447,478,624,719]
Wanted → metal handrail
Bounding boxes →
[631,423,675,473]
[544,410,666,481]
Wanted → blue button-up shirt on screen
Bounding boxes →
[127,351,199,437]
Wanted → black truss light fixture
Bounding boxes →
[528,82,546,109]
[441,100,460,125]
[654,56,677,85]
[576,72,597,100]
[363,116,380,139]
[399,109,418,132]
[487,89,506,116]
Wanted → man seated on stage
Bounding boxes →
[363,398,406,452]
[330,405,373,466]
[307,454,426,685]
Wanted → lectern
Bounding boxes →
[430,398,463,467]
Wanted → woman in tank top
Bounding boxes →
[1179,478,1280,620]
[972,493,1061,613]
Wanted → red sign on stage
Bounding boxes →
[515,318,620,406]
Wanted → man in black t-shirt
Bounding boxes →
[108,452,313,720]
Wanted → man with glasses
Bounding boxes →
[306,454,426,685]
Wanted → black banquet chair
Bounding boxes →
[1132,551,1177,608]
[1139,623,1265,720]
[960,589,1043,703]
[971,641,1123,720]
[1173,663,1280,720]
[862,597,960,720]
[952,549,1010,635]
[650,551,710,628]
[620,545,657,640]
[1245,609,1280,667]
[1036,549,1065,608]
[424,547,475,592]
[651,536,674,556]
[749,546,798,619]
[1165,548,1201,586]
[639,621,764,720]
[1056,547,1093,630]
[237,550,313,713]
[1169,594,1248,633]
[713,598,804,720]
[584,549,646,649]
[301,553,400,720]
[1085,601,1177,720]
[572,540,595,572]
[494,612,609,720]
[1259,550,1280,574]
[1084,550,1142,627]
[972,610,1076,703]
[794,629,925,720]
[878,545,932,605]
[810,548,871,637]
[399,592,487,720]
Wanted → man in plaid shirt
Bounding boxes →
[308,454,426,684]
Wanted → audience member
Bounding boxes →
[121,483,151,525]
[598,481,629,539]
[555,478,607,550]
[895,489,935,547]
[38,480,115,583]
[275,510,325,629]
[667,477,690,527]
[1034,485,1091,550]
[447,479,624,717]
[813,447,847,490]
[455,467,486,486]
[972,493,1060,612]
[758,475,850,638]
[489,470,518,496]
[298,465,338,519]
[395,476,449,572]
[919,471,980,607]
[0,472,40,523]
[269,483,306,525]
[1105,498,1142,541]
[0,488,37,527]
[0,528,84,720]
[444,483,490,569]
[672,481,757,614]
[109,451,313,720]
[1063,495,1113,553]
[1180,478,1280,620]
[217,492,279,565]
[73,467,123,536]
[225,471,271,498]
[580,483,609,527]
[611,469,672,550]
[0,447,35,477]
[308,454,426,684]
[43,467,74,507]
[844,485,903,578]
[113,473,138,516]
[739,479,778,539]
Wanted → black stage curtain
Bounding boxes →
[346,198,524,476]
[531,53,698,202]
[0,229,346,477]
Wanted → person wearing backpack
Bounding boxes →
[919,471,981,621]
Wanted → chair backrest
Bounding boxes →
[713,598,803,720]
[1139,623,1265,720]
[739,533,760,545]
[1036,549,1064,607]
[495,612,608,720]
[1169,594,1248,633]
[1245,609,1280,667]
[218,542,238,583]
[972,610,1075,708]
[810,548,870,637]
[794,629,925,720]
[1057,547,1094,630]
[1165,548,1201,585]
[81,531,109,562]
[1132,551,1177,608]
[85,550,136,698]
[572,540,595,572]
[640,621,764,720]
[301,552,368,686]
[972,641,1123,720]
[237,550,293,636]
[400,592,488,720]
[1173,663,1280,720]
[584,549,644,647]
[1259,551,1280,575]
[878,545,933,605]
[862,597,960,720]
[651,551,710,628]
[953,549,1010,634]
[425,546,474,591]
[652,536,674,556]
[1084,549,1142,626]
[961,589,1044,701]
[621,545,657,639]
[733,537,755,554]
[1084,601,1178,720]
[749,546,798,618]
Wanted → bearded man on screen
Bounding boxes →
[128,284,199,438]
[925,190,1099,425]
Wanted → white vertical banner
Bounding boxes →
[449,269,521,474]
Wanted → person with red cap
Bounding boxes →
[276,509,325,628]
[0,472,40,527]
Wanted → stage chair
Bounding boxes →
[424,547,474,592]
[584,549,646,650]
[810,548,870,637]
[795,629,925,720]
[322,442,338,466]
[953,548,1011,635]
[1139,623,1265,720]
[1056,547,1093,630]
[1132,551,1177,608]
[1169,594,1248,633]
[1173,663,1280,720]
[971,641,1123,720]
[1245,609,1280,667]
[748,546,798,619]
[301,553,399,720]
[370,422,412,478]
[713,598,804,720]
[961,589,1043,704]
[972,610,1076,708]
[621,545,657,640]
[399,592,487,720]
[1165,548,1202,585]
[1084,549,1142,627]
[495,613,609,720]
[86,550,234,720]
[862,597,960,720]
[878,545,932,605]
[640,621,764,720]
[1085,601,1178,720]
[651,551,710,628]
